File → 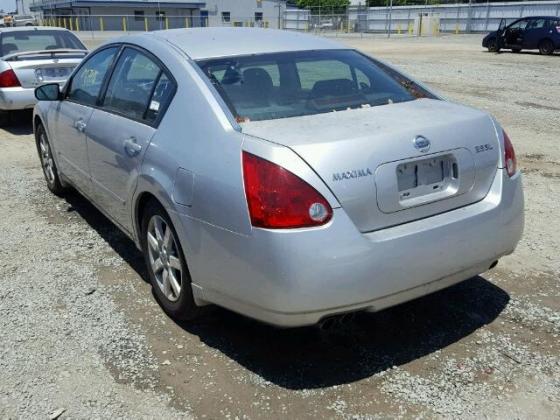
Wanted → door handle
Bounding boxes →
[74,119,86,133]
[123,137,142,156]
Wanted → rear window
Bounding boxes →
[197,49,434,122]
[0,30,85,57]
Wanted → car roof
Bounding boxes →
[0,26,69,33]
[148,27,347,60]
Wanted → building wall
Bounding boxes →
[33,0,287,30]
[203,0,285,29]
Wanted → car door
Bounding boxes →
[504,19,529,48]
[523,18,548,49]
[85,46,176,232]
[52,46,119,194]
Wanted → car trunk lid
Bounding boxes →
[3,51,86,88]
[242,98,501,232]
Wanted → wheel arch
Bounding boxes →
[539,37,555,53]
[132,175,178,250]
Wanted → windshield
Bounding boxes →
[197,49,434,122]
[0,30,85,57]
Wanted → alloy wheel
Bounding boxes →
[146,215,182,302]
[39,132,55,185]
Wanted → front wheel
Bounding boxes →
[487,38,500,52]
[539,39,554,55]
[36,123,65,196]
[141,201,201,321]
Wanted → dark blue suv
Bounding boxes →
[483,16,560,55]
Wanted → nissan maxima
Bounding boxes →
[33,28,524,327]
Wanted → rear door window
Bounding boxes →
[102,47,174,124]
[527,18,547,30]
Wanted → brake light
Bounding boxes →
[242,151,333,229]
[503,130,517,177]
[0,69,20,88]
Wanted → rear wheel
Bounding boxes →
[141,200,201,321]
[539,39,554,55]
[487,38,500,52]
[36,123,65,196]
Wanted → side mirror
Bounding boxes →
[35,83,61,101]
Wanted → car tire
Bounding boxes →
[141,200,201,321]
[35,123,65,196]
[487,38,500,53]
[538,39,554,55]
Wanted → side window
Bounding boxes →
[509,19,529,30]
[528,19,546,29]
[145,73,175,124]
[102,48,161,121]
[68,47,118,106]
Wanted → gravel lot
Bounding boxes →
[1,34,559,419]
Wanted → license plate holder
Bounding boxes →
[36,67,72,81]
[397,155,457,200]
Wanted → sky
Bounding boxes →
[0,0,16,14]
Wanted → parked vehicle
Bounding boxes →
[483,16,560,55]
[2,14,14,28]
[0,27,87,124]
[13,15,38,27]
[33,28,524,327]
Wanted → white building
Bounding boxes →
[29,0,287,30]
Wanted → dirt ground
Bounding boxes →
[1,34,559,419]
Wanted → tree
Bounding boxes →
[296,0,350,14]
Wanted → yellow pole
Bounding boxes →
[63,18,67,29]
[75,17,79,31]
[165,17,169,30]
[185,17,189,28]
[100,17,104,31]
[122,16,127,32]
[397,24,401,35]
[408,22,413,35]
[69,17,73,31]
[455,23,459,35]
[144,17,148,31]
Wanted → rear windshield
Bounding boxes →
[197,49,434,122]
[0,30,85,57]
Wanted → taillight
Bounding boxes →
[0,69,21,88]
[242,151,333,229]
[503,130,517,177]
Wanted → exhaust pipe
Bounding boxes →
[317,312,357,331]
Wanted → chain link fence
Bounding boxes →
[38,14,274,34]
[284,1,560,36]
[36,1,560,37]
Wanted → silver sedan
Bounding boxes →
[33,28,524,327]
[0,27,87,124]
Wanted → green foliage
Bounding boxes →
[296,0,350,14]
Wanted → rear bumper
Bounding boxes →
[181,168,524,327]
[0,87,37,111]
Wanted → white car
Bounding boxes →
[0,27,87,124]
